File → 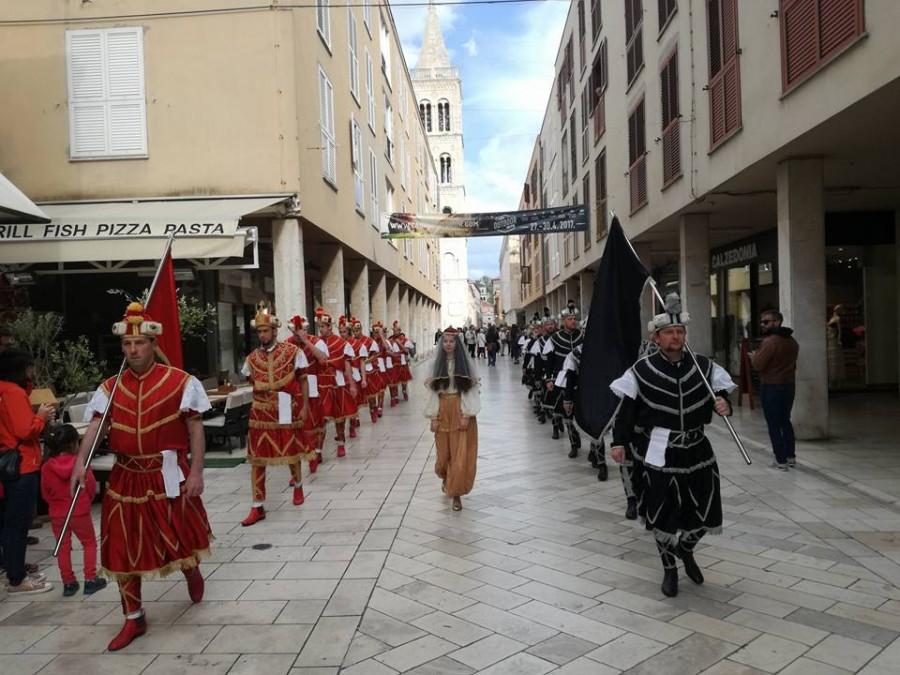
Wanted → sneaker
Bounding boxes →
[770,461,789,471]
[787,457,797,468]
[7,577,53,595]
[24,563,41,576]
[63,581,80,597]
[84,578,108,595]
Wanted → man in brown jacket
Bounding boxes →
[751,310,800,470]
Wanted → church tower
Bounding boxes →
[412,3,470,328]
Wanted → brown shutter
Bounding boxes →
[595,151,607,240]
[661,51,681,186]
[782,0,818,85]
[629,99,647,213]
[708,0,741,150]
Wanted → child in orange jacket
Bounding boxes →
[41,424,107,596]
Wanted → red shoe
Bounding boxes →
[108,615,147,651]
[377,408,384,418]
[403,392,409,401]
[288,477,296,487]
[241,506,266,527]
[390,398,398,407]
[293,486,305,506]
[308,457,318,474]
[337,445,346,458]
[184,566,204,603]
[349,426,357,439]
[370,410,378,424]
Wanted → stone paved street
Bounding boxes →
[4,358,900,674]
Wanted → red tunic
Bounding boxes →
[347,337,369,407]
[357,335,384,404]
[288,335,325,451]
[319,335,358,421]
[244,342,309,465]
[391,334,414,383]
[97,364,212,580]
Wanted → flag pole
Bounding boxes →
[611,211,752,466]
[54,236,177,557]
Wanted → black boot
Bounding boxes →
[587,449,599,468]
[661,568,679,597]
[596,463,608,481]
[676,544,704,585]
[538,413,546,424]
[625,497,638,520]
[568,446,578,458]
[552,424,560,440]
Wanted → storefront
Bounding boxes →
[709,213,897,390]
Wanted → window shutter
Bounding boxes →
[661,51,681,186]
[819,0,860,57]
[708,0,741,150]
[781,0,863,91]
[106,29,146,155]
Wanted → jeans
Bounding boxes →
[1,471,39,586]
[488,347,497,366]
[759,383,796,464]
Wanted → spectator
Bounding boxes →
[498,326,508,356]
[509,324,521,363]
[464,326,476,357]
[476,329,487,359]
[0,349,55,594]
[751,310,799,470]
[486,324,500,367]
[41,424,107,597]
[434,329,443,345]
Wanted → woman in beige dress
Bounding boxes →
[424,328,481,511]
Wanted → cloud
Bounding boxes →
[463,35,478,57]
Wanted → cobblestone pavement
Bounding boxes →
[3,358,900,674]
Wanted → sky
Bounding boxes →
[391,0,569,279]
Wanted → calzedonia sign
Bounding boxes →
[0,221,229,241]
[711,242,758,270]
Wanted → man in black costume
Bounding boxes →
[540,301,583,455]
[610,294,735,598]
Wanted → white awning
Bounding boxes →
[0,172,50,224]
[0,195,292,264]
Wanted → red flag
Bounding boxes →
[145,251,184,369]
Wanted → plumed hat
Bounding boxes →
[350,316,363,329]
[251,300,280,329]
[288,315,309,332]
[560,299,580,319]
[314,307,332,326]
[650,292,690,332]
[338,314,348,328]
[112,301,162,337]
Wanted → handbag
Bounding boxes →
[0,443,22,481]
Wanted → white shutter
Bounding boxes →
[67,27,146,159]
[351,118,363,210]
[369,149,379,227]
[317,1,331,46]
[365,51,375,131]
[319,67,336,183]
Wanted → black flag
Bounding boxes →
[575,216,649,438]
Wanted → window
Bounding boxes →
[399,136,406,188]
[565,38,575,106]
[348,5,359,102]
[369,148,379,228]
[385,180,396,246]
[440,154,452,184]
[582,172,591,251]
[707,0,741,150]
[351,117,364,211]
[384,94,394,164]
[380,20,392,88]
[580,85,590,162]
[569,112,577,187]
[628,98,647,213]
[66,27,147,159]
[365,50,376,131]
[660,49,681,186]
[590,38,608,143]
[398,76,405,122]
[577,0,586,72]
[363,0,371,36]
[625,0,644,86]
[594,150,607,240]
[561,131,569,189]
[419,100,432,132]
[316,0,331,47]
[658,0,677,33]
[780,0,865,93]
[591,0,602,42]
[438,100,451,132]
[318,67,336,184]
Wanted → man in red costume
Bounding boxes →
[287,315,328,472]
[353,317,382,424]
[339,316,368,438]
[240,303,310,527]
[371,322,391,415]
[316,308,358,458]
[390,321,414,402]
[73,302,212,651]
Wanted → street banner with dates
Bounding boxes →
[382,205,588,238]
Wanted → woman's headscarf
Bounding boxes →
[427,329,477,393]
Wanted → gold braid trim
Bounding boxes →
[246,455,303,466]
[106,487,178,503]
[249,420,304,430]
[101,544,213,582]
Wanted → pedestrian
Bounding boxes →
[0,348,55,595]
[287,315,328,473]
[241,302,311,526]
[498,326,508,356]
[485,324,500,367]
[434,329,443,346]
[424,327,481,511]
[41,424,107,597]
[509,323,521,363]
[315,308,359,453]
[73,302,212,649]
[339,317,366,438]
[751,310,799,470]
[476,329,487,359]
[465,326,476,357]
[390,321,414,401]
[609,293,735,597]
[352,317,382,424]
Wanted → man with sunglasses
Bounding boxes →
[751,310,799,471]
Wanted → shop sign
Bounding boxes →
[711,242,758,270]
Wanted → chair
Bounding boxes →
[203,390,246,453]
